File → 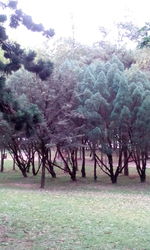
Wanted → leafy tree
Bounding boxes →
[7,68,57,185]
[7,57,83,186]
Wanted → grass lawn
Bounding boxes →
[0,160,150,249]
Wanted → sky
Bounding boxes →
[8,0,150,47]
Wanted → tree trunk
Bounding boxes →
[140,172,146,183]
[134,151,147,183]
[32,155,41,176]
[70,150,77,181]
[110,174,117,184]
[94,153,97,181]
[40,156,46,188]
[107,154,118,184]
[0,149,4,172]
[32,165,36,175]
[49,164,56,178]
[92,144,97,181]
[32,155,37,175]
[13,154,28,177]
[70,171,77,181]
[81,145,86,178]
[46,149,56,178]
[74,149,78,171]
[123,147,129,176]
[26,162,30,173]
[71,161,77,181]
[40,143,46,189]
[20,167,28,177]
[139,166,146,182]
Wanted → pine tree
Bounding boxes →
[76,57,132,183]
[126,69,150,182]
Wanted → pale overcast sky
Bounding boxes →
[8,0,150,47]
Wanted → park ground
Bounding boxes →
[0,160,150,249]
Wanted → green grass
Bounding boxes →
[0,161,150,249]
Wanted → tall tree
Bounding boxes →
[126,69,150,182]
[76,57,132,183]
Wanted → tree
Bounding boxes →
[76,57,132,183]
[7,56,83,186]
[126,68,150,182]
[0,0,55,187]
[7,68,57,185]
[0,0,54,124]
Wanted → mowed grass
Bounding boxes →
[0,160,150,249]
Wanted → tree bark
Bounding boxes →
[46,149,56,178]
[49,164,56,178]
[20,167,28,177]
[75,149,78,171]
[107,154,118,184]
[93,145,97,181]
[13,158,16,171]
[70,171,77,181]
[110,174,117,184]
[0,149,4,172]
[40,155,46,188]
[40,142,46,189]
[70,150,77,181]
[123,146,129,176]
[81,145,86,178]
[140,171,146,183]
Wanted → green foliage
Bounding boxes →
[111,76,129,122]
[138,23,150,48]
[75,55,150,182]
[24,57,53,80]
[0,16,150,184]
[76,57,129,145]
[110,55,124,71]
[0,0,55,136]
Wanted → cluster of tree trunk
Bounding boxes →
[0,135,149,188]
